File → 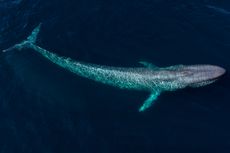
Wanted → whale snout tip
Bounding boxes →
[216,66,226,77]
[210,65,226,79]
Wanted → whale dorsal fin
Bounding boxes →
[138,90,161,112]
[139,61,159,69]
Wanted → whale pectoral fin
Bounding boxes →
[138,61,158,69]
[138,90,161,112]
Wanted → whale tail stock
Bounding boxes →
[2,23,42,53]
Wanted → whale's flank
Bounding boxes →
[3,24,226,112]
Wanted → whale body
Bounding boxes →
[3,24,226,112]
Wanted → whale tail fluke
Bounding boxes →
[2,23,42,53]
[26,23,41,44]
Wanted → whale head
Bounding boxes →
[178,65,226,87]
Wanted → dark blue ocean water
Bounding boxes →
[0,0,230,153]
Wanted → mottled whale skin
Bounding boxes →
[3,24,226,112]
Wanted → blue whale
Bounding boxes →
[3,24,226,112]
